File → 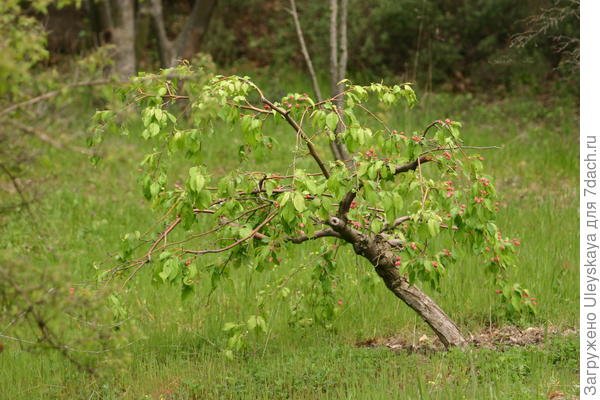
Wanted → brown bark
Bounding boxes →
[374,261,468,349]
[327,216,467,349]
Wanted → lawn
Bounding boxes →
[0,81,579,399]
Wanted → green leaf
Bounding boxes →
[247,315,267,333]
[292,192,306,212]
[188,167,205,193]
[150,182,161,198]
[222,322,239,332]
[149,122,160,137]
[427,218,440,237]
[326,112,339,132]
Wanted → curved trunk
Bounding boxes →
[374,264,467,348]
[327,217,467,349]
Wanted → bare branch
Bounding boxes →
[288,228,341,244]
[288,0,323,102]
[0,79,117,118]
[8,119,92,155]
[382,216,411,232]
[185,212,276,255]
[145,216,182,260]
[394,155,433,174]
[259,96,330,178]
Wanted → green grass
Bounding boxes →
[0,84,578,399]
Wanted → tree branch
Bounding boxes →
[338,155,434,218]
[259,96,330,178]
[288,228,341,244]
[185,212,276,255]
[0,79,117,118]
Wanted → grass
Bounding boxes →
[0,79,578,399]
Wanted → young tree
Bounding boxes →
[94,66,535,350]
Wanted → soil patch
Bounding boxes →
[356,325,578,353]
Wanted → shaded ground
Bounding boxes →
[357,325,579,353]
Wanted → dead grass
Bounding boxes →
[356,325,578,353]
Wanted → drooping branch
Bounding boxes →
[145,216,182,260]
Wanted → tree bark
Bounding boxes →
[329,0,351,164]
[148,0,218,67]
[174,0,218,63]
[327,217,467,349]
[148,0,175,67]
[109,0,136,78]
[374,262,467,348]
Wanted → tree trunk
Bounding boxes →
[327,217,467,349]
[329,0,351,164]
[148,0,175,67]
[174,0,218,64]
[374,264,468,348]
[135,2,153,70]
[149,0,217,67]
[109,0,136,78]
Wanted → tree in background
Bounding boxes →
[511,0,579,79]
